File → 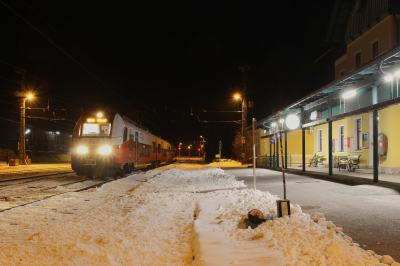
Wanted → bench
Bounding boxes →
[337,155,361,171]
[348,155,361,171]
[309,154,325,167]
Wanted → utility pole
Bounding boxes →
[239,65,250,165]
[17,69,26,163]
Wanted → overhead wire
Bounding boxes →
[0,0,146,120]
[19,0,157,116]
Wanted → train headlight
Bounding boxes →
[99,145,111,154]
[77,146,88,154]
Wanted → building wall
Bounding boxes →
[335,15,400,77]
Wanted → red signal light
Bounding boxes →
[198,148,201,151]
[178,147,181,150]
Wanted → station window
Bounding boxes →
[152,142,156,153]
[355,51,361,68]
[338,125,344,152]
[372,40,379,58]
[317,129,322,153]
[163,149,167,157]
[356,119,362,150]
[158,144,161,153]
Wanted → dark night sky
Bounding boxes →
[0,0,344,158]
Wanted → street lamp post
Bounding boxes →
[188,145,192,159]
[179,143,182,159]
[20,94,33,165]
[234,94,246,165]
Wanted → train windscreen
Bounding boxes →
[82,123,111,137]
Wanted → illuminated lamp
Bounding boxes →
[27,94,33,99]
[342,90,356,99]
[271,122,277,127]
[87,118,95,122]
[97,112,103,118]
[77,146,88,154]
[279,119,284,124]
[285,115,300,130]
[385,75,394,82]
[234,94,240,100]
[97,118,107,122]
[99,146,111,154]
[395,70,400,78]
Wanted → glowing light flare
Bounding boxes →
[385,75,394,82]
[271,122,277,127]
[234,94,241,100]
[279,119,284,124]
[27,94,33,99]
[285,115,300,130]
[342,90,356,99]
[99,146,111,154]
[87,118,95,122]
[77,146,88,154]
[97,112,103,118]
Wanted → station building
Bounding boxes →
[255,0,400,181]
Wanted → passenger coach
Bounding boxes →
[71,110,175,178]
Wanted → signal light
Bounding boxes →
[178,147,181,150]
[198,148,201,151]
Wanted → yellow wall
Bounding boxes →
[378,105,400,168]
[335,15,400,76]
[257,104,400,169]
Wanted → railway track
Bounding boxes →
[0,172,77,183]
[0,170,143,212]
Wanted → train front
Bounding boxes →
[71,111,116,177]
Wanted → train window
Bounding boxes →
[140,144,150,157]
[152,142,156,153]
[129,134,134,151]
[163,149,167,157]
[158,144,161,153]
[82,123,111,137]
[123,127,128,142]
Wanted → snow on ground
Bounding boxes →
[208,159,244,168]
[0,164,397,266]
[134,165,246,193]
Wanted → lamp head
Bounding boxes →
[27,94,33,99]
[234,94,240,100]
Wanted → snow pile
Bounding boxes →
[134,166,246,192]
[194,188,399,266]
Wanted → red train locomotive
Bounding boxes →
[71,110,175,178]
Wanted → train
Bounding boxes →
[71,110,176,178]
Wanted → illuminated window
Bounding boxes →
[356,119,362,150]
[317,129,322,153]
[338,125,344,152]
[82,123,111,136]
